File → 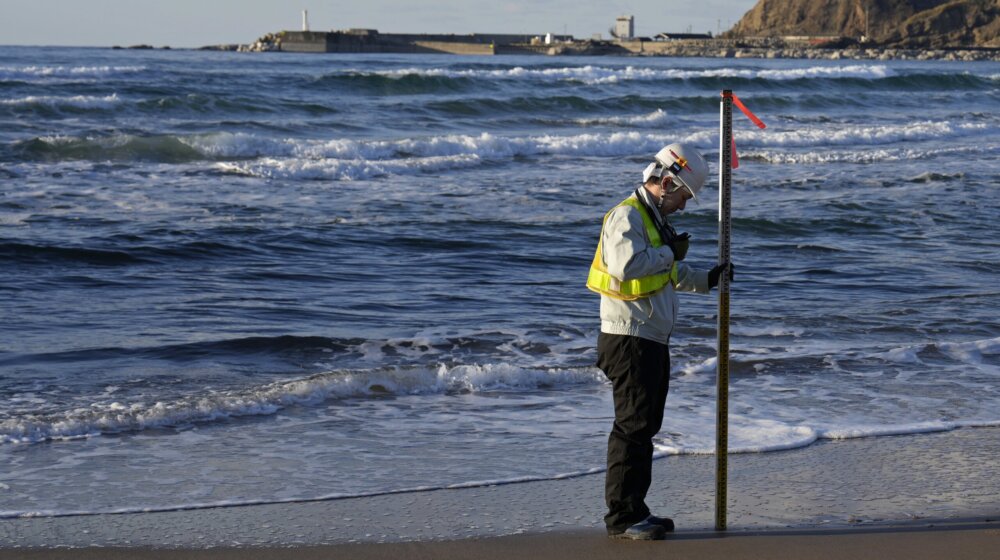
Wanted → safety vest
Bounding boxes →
[586,196,678,300]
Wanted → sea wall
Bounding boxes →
[412,41,495,55]
[275,31,545,55]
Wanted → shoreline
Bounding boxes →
[1,426,997,549]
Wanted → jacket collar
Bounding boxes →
[635,186,665,226]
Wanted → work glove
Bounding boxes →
[708,262,735,290]
[667,232,690,262]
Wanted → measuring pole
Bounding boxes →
[715,90,733,532]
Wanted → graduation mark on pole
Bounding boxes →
[716,90,765,532]
[716,91,733,533]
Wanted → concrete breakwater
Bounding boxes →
[232,30,1000,62]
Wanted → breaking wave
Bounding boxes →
[0,65,146,82]
[0,94,122,110]
[0,363,605,444]
[354,64,898,85]
[10,117,993,173]
[320,65,997,90]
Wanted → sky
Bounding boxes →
[0,0,761,48]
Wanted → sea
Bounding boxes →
[1,46,998,518]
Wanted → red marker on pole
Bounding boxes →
[732,93,767,130]
[725,92,765,170]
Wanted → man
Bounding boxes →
[586,143,731,540]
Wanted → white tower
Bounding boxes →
[615,15,634,40]
[302,10,310,32]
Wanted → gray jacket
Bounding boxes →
[599,187,710,345]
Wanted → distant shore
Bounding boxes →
[210,31,1000,62]
[202,42,1000,62]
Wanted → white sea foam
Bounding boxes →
[211,131,669,179]
[937,337,1000,364]
[819,421,956,440]
[369,64,894,85]
[205,120,991,173]
[655,419,820,455]
[874,337,1000,367]
[711,121,993,149]
[746,144,994,165]
[875,346,924,364]
[39,117,995,172]
[0,93,121,109]
[217,154,483,180]
[182,131,298,158]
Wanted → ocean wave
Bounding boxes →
[135,93,281,115]
[0,93,121,110]
[10,117,994,169]
[216,120,995,179]
[218,154,483,180]
[8,334,998,445]
[0,335,362,367]
[212,131,670,179]
[332,64,998,88]
[0,242,147,266]
[0,238,269,268]
[575,108,671,127]
[357,64,896,85]
[697,120,993,148]
[312,71,476,95]
[876,337,1000,366]
[745,144,996,165]
[0,65,146,82]
[11,134,204,163]
[0,363,605,444]
[1,330,571,370]
[906,171,966,183]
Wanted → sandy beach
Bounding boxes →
[1,427,997,555]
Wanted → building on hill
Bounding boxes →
[614,16,635,40]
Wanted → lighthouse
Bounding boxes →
[302,10,310,32]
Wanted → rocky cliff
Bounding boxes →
[726,0,999,48]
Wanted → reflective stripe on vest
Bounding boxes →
[586,196,678,300]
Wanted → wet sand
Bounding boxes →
[2,522,999,560]
[1,427,997,553]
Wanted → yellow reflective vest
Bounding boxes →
[586,196,678,300]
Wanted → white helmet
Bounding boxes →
[642,143,709,198]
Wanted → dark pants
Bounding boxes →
[596,332,671,533]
